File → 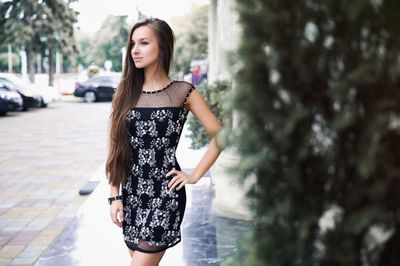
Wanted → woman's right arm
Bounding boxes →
[110,184,120,197]
[109,184,124,228]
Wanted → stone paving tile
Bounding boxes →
[25,218,52,231]
[0,245,25,259]
[8,231,40,245]
[9,245,47,266]
[0,258,12,266]
[0,219,13,231]
[0,231,15,246]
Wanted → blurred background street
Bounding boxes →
[0,74,250,265]
[2,0,399,265]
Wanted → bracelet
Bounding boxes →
[108,195,123,205]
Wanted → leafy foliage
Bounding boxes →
[0,0,78,82]
[80,15,129,72]
[0,45,20,72]
[227,0,400,265]
[170,3,208,74]
[187,80,231,149]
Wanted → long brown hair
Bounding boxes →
[105,18,175,186]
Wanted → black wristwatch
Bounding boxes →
[108,195,123,205]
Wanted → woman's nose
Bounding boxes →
[132,44,139,54]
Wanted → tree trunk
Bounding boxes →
[26,42,35,83]
[48,38,54,86]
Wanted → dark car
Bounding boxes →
[0,78,41,111]
[74,74,121,102]
[0,87,23,115]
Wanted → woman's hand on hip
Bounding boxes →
[110,200,124,228]
[167,168,199,191]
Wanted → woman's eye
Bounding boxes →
[141,42,148,45]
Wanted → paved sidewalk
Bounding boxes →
[1,98,251,265]
[35,132,251,265]
[0,100,111,265]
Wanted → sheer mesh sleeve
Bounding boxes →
[135,81,196,110]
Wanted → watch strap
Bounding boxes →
[108,195,123,205]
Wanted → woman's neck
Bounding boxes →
[143,64,171,90]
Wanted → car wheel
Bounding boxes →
[40,97,48,107]
[83,91,97,103]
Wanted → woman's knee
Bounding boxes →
[128,249,135,258]
[130,250,165,266]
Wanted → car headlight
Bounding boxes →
[0,92,11,100]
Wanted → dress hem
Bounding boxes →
[124,238,181,254]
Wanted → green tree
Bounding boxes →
[0,0,77,84]
[82,15,129,72]
[0,45,20,72]
[186,81,231,149]
[226,0,400,265]
[170,3,208,74]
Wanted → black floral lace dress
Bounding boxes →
[121,80,196,253]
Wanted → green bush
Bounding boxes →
[186,80,231,149]
[0,52,20,72]
[226,0,400,265]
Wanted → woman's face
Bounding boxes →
[131,25,160,69]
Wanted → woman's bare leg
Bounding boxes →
[128,249,135,258]
[130,250,166,266]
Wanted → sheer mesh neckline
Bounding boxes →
[132,80,195,109]
[142,80,175,94]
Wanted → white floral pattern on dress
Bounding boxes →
[162,230,178,244]
[148,198,163,210]
[149,209,170,229]
[150,137,170,150]
[149,167,166,181]
[140,227,154,240]
[165,120,182,136]
[173,211,181,230]
[160,179,178,199]
[126,109,141,121]
[124,225,139,243]
[150,109,174,121]
[135,208,151,227]
[137,177,155,197]
[135,120,158,137]
[163,147,176,168]
[130,163,143,177]
[166,199,179,212]
[138,148,156,167]
[130,136,144,148]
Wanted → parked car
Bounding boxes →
[0,78,41,111]
[73,74,121,102]
[0,73,61,107]
[0,86,23,116]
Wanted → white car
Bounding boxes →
[0,73,61,107]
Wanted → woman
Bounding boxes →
[105,18,222,266]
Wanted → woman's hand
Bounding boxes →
[167,168,199,191]
[110,200,124,228]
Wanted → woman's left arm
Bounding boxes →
[167,89,222,191]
